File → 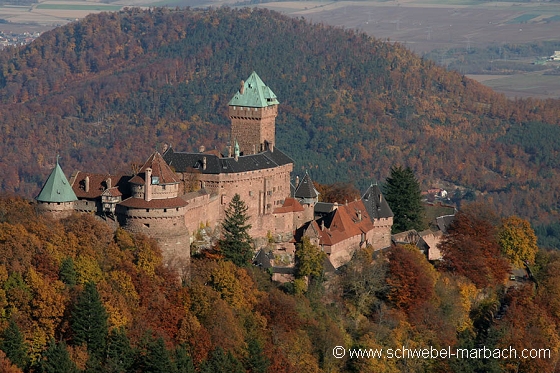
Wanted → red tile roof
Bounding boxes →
[71,172,127,199]
[273,197,305,214]
[312,200,374,247]
[129,151,178,185]
[119,196,187,209]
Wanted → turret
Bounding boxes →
[36,157,78,218]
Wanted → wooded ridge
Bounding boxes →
[0,7,559,235]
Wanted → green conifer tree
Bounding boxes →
[200,347,244,373]
[70,282,108,356]
[384,165,426,233]
[37,340,79,373]
[105,328,135,373]
[136,335,175,373]
[218,194,253,266]
[0,318,29,370]
[246,339,269,373]
[174,345,195,373]
[59,257,77,286]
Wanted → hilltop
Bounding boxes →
[0,7,559,237]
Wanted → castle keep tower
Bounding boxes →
[228,71,279,155]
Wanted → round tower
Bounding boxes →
[117,151,191,278]
[36,157,77,219]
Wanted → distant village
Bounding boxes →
[35,72,455,280]
[0,30,40,48]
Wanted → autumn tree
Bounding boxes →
[0,350,23,373]
[70,282,108,357]
[340,246,387,316]
[218,194,253,267]
[384,166,425,233]
[498,216,539,267]
[439,205,510,288]
[295,237,327,280]
[386,244,437,313]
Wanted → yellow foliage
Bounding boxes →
[67,344,89,371]
[134,236,162,277]
[280,329,320,373]
[27,327,47,365]
[74,255,103,284]
[25,268,67,339]
[498,216,538,267]
[209,261,259,310]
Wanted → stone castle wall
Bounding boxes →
[229,105,277,154]
[370,217,393,250]
[183,192,221,235]
[36,201,76,219]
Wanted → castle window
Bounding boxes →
[146,209,150,212]
[144,224,150,228]
[164,209,167,212]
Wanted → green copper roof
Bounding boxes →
[36,159,78,203]
[228,71,279,108]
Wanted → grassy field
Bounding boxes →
[35,4,122,10]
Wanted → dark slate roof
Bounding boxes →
[436,214,456,233]
[272,267,295,275]
[361,184,394,220]
[253,249,273,269]
[294,172,318,199]
[163,147,293,174]
[314,202,335,215]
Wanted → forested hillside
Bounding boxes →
[1,7,560,235]
[0,196,559,373]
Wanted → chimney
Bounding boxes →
[270,142,274,152]
[358,210,362,221]
[85,176,90,193]
[252,144,256,155]
[202,157,207,170]
[321,221,325,231]
[296,176,300,187]
[345,199,348,206]
[145,168,152,202]
[162,143,169,153]
[228,146,232,158]
[199,145,205,153]
[106,177,111,190]
[240,80,245,95]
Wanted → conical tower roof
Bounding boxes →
[228,71,279,108]
[36,158,78,203]
[294,172,319,200]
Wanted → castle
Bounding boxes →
[36,72,394,276]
